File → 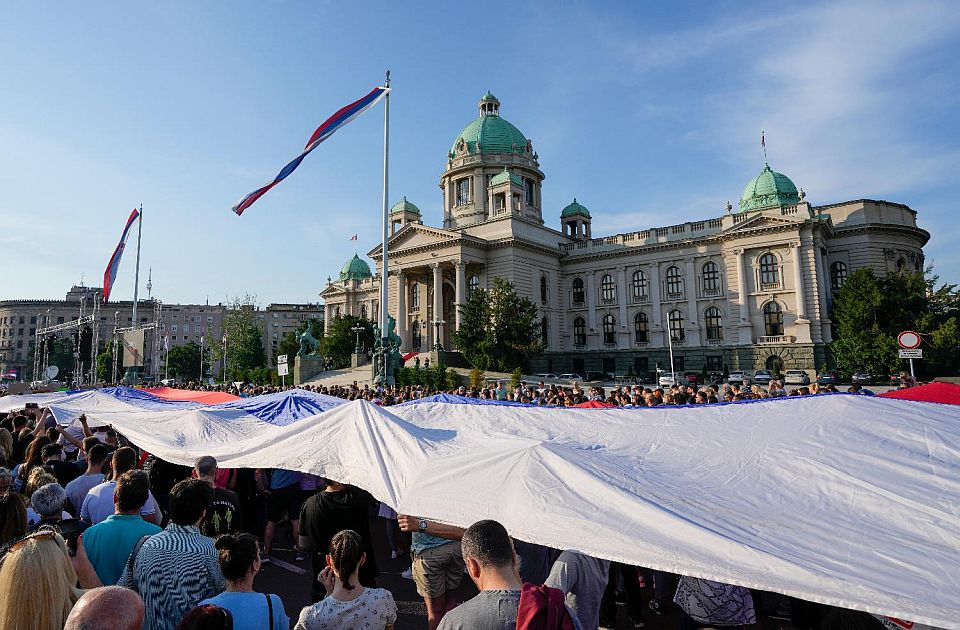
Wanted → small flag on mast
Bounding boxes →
[103,208,141,303]
[232,86,390,216]
[350,234,358,241]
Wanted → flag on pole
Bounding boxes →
[231,86,391,216]
[761,131,765,148]
[103,208,141,303]
[164,334,170,351]
[350,234,358,240]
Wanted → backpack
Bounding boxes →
[516,583,577,630]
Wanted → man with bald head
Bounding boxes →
[64,586,144,630]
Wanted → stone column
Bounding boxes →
[616,267,628,349]
[791,243,808,320]
[685,260,700,346]
[324,300,331,333]
[432,263,443,348]
[649,264,663,346]
[396,272,407,352]
[815,245,833,342]
[586,272,597,331]
[454,260,465,331]
[735,249,752,345]
[474,170,485,214]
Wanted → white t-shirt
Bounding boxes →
[80,479,159,525]
[295,587,396,630]
[26,508,72,526]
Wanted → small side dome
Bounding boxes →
[489,167,522,187]
[561,198,591,219]
[339,254,372,281]
[390,196,421,216]
[739,164,800,211]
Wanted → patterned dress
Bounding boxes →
[295,587,397,629]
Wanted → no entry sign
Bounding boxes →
[897,331,921,349]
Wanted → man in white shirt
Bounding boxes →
[81,446,161,526]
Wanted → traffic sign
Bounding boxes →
[897,331,921,349]
[278,362,289,376]
[899,349,922,359]
[277,354,288,365]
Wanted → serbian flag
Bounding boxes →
[232,86,390,216]
[103,208,140,303]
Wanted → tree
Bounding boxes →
[831,267,960,378]
[209,296,267,381]
[453,277,542,372]
[320,315,374,369]
[166,342,201,381]
[96,345,125,383]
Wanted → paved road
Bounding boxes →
[254,515,799,629]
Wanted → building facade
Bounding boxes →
[320,93,930,376]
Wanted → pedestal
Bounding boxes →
[294,355,326,386]
[351,353,368,369]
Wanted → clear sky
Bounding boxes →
[2,0,958,306]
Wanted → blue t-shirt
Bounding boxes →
[411,532,453,555]
[270,468,299,490]
[199,592,289,630]
[83,514,163,585]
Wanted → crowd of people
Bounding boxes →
[0,371,931,630]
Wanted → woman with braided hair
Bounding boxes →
[294,529,397,630]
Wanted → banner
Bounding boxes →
[121,329,145,367]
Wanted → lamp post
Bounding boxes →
[432,319,445,352]
[351,325,365,355]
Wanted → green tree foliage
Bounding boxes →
[468,367,485,390]
[45,337,75,377]
[96,346,125,383]
[166,342,201,381]
[831,268,960,378]
[453,277,542,372]
[208,296,267,381]
[320,315,374,369]
[276,318,324,364]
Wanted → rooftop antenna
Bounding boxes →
[761,130,768,164]
[79,273,85,287]
[146,267,153,300]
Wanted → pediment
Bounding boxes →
[368,224,460,256]
[724,213,803,235]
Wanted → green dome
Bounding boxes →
[561,198,591,219]
[739,164,800,211]
[339,254,372,281]
[489,167,522,187]
[449,95,528,158]
[390,196,421,216]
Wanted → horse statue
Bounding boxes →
[297,328,321,356]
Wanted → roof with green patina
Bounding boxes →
[390,196,421,216]
[561,198,591,218]
[489,167,523,187]
[449,110,527,157]
[739,164,800,211]
[480,91,499,102]
[339,254,372,281]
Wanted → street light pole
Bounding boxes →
[351,325,365,355]
[432,319,445,352]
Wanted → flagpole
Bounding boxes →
[378,71,391,387]
[132,205,143,324]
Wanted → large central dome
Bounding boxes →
[449,92,529,158]
[739,163,800,212]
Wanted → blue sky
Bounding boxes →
[2,0,958,305]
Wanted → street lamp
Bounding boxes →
[432,319,445,352]
[351,325,365,355]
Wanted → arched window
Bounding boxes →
[634,312,648,343]
[335,306,341,319]
[666,266,683,297]
[759,253,780,287]
[632,270,648,301]
[541,317,549,346]
[830,261,847,291]
[411,283,420,309]
[704,306,723,341]
[601,274,616,303]
[572,278,585,305]
[702,261,720,293]
[468,275,479,296]
[897,257,906,271]
[602,314,616,344]
[411,321,422,348]
[540,276,548,304]
[573,317,586,347]
[360,305,367,319]
[668,309,685,341]
[763,301,784,336]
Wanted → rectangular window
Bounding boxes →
[18,316,24,324]
[30,316,36,324]
[524,178,535,205]
[57,317,65,324]
[18,328,23,336]
[706,355,723,371]
[455,178,471,205]
[29,328,35,336]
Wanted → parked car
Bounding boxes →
[536,373,557,379]
[851,371,873,385]
[557,373,583,381]
[682,371,702,386]
[727,371,747,384]
[752,369,773,384]
[817,371,839,385]
[783,370,811,385]
[888,373,902,386]
[658,371,682,387]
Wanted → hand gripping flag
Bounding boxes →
[103,208,141,303]
[232,86,390,216]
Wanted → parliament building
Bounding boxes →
[321,93,929,377]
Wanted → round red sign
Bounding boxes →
[897,331,921,349]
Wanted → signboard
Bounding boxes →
[897,331,922,349]
[122,329,146,367]
[278,362,289,377]
[899,349,922,359]
[277,354,288,365]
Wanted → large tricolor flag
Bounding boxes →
[103,208,141,303]
[232,86,390,216]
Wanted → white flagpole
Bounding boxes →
[378,71,391,386]
[132,205,143,324]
